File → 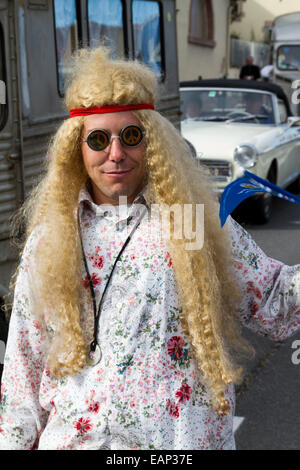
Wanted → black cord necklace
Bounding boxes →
[77,206,147,366]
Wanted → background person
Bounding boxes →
[240,56,261,80]
[260,64,274,82]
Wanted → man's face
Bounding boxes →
[81,111,147,205]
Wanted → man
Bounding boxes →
[240,56,261,80]
[260,64,274,82]
[0,46,300,450]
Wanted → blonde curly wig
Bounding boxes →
[12,46,252,414]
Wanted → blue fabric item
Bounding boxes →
[219,170,300,227]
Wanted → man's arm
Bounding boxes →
[0,231,49,449]
[227,217,300,340]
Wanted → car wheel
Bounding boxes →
[253,192,272,224]
[251,166,276,224]
[289,174,300,195]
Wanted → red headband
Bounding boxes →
[69,103,155,118]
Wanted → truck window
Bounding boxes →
[87,0,125,56]
[0,22,7,130]
[132,0,164,78]
[53,0,80,96]
[277,45,300,71]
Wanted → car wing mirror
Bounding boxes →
[279,116,300,135]
[287,116,300,127]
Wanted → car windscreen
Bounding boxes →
[180,89,275,124]
[277,45,300,71]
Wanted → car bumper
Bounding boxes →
[200,159,262,200]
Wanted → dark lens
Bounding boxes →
[121,125,143,147]
[87,130,109,151]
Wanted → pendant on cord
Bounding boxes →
[87,342,102,366]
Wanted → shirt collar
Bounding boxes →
[78,184,149,225]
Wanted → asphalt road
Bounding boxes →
[234,194,300,450]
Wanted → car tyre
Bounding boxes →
[289,174,300,195]
[251,166,276,224]
[253,193,272,224]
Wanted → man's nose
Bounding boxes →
[108,136,126,162]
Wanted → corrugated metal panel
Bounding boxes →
[0,135,18,238]
[0,130,52,240]
[230,38,270,69]
[157,95,181,128]
[22,126,56,196]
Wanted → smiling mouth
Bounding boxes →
[104,169,132,175]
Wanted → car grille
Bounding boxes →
[198,159,233,182]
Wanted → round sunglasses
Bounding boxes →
[82,125,145,152]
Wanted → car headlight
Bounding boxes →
[234,144,258,169]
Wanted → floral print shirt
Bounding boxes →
[0,189,300,450]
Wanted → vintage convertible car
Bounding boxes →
[180,79,300,223]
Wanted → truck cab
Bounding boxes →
[271,12,300,116]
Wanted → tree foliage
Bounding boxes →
[230,0,245,23]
